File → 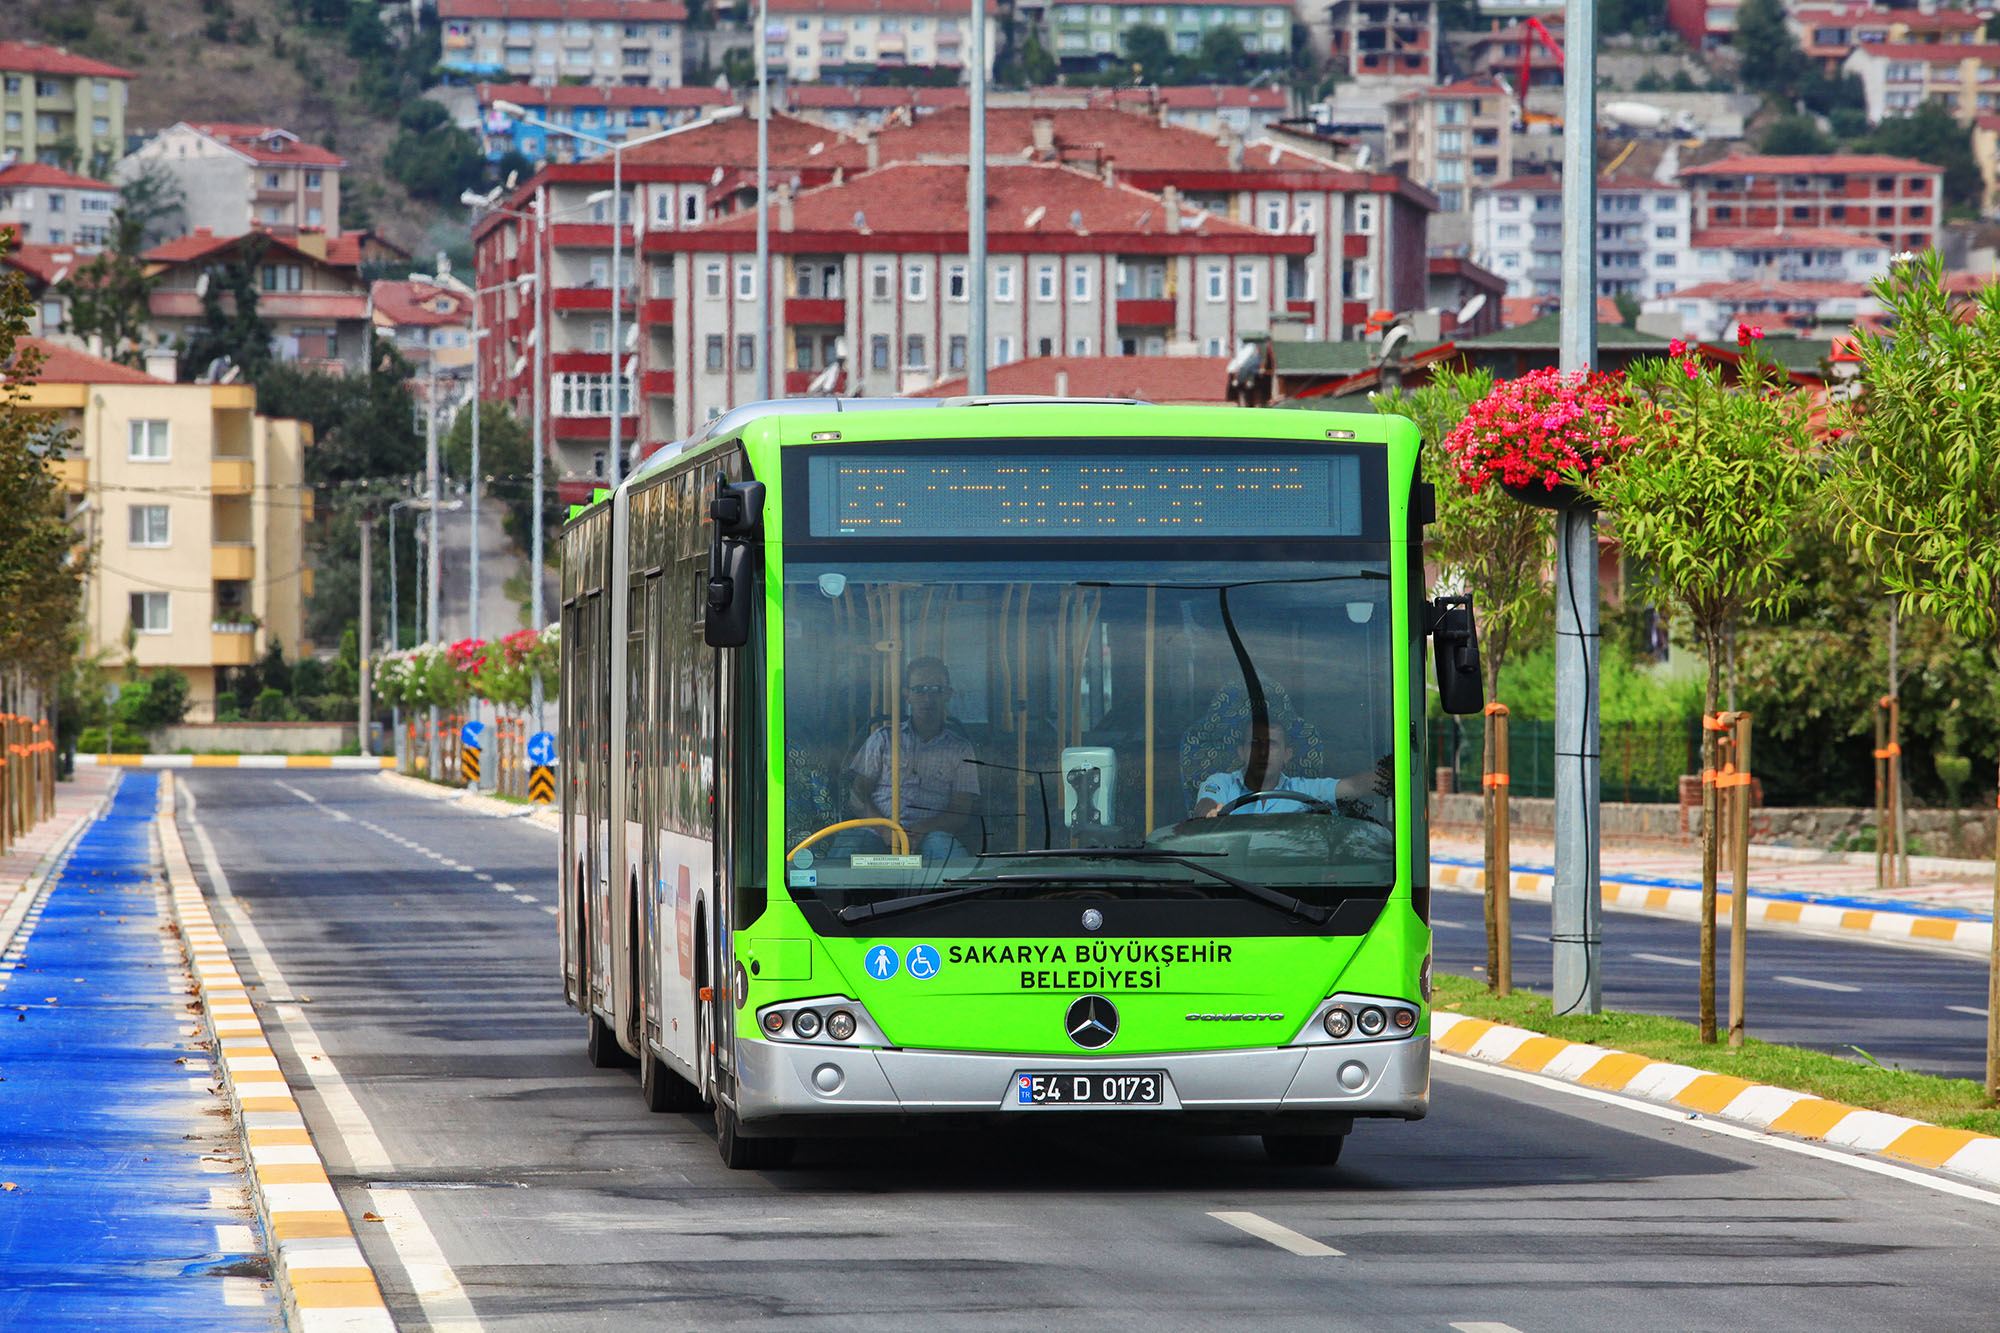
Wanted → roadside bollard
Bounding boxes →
[1698,710,1732,1043]
[1723,712,1753,1049]
[1481,701,1512,996]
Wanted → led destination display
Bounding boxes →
[806,452,1365,538]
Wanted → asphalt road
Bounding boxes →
[177,771,2000,1331]
[1429,885,1993,1080]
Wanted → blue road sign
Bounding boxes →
[460,719,486,748]
[526,731,556,767]
[905,944,940,980]
[866,945,900,980]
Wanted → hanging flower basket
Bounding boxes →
[1444,366,1633,507]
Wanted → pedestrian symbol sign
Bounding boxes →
[866,945,899,979]
[527,730,556,767]
[905,944,940,980]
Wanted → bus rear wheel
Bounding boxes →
[586,1013,631,1069]
[716,1099,794,1170]
[640,1048,704,1112]
[1262,1133,1346,1166]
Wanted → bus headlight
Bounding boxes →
[1293,994,1422,1046]
[1322,1007,1353,1038]
[792,1009,823,1039]
[825,1010,857,1041]
[1357,1006,1387,1037]
[752,997,887,1046]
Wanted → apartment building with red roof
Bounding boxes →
[0,42,132,172]
[1386,80,1515,247]
[1677,153,1942,254]
[1791,4,1983,78]
[765,0,998,86]
[440,0,689,88]
[1665,0,1741,53]
[913,354,1231,402]
[0,162,117,250]
[142,229,375,376]
[1685,226,1894,287]
[472,82,732,164]
[1641,279,1883,343]
[1842,40,2000,124]
[117,122,348,241]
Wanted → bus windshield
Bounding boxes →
[780,551,1399,919]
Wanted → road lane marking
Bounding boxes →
[1774,975,1861,993]
[1437,1052,2000,1209]
[541,906,557,916]
[513,894,538,904]
[276,781,351,822]
[1948,1005,1990,1018]
[1632,952,1700,967]
[1451,1324,1526,1333]
[181,781,486,1331]
[1430,919,1471,930]
[1207,1211,1343,1256]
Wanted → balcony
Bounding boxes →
[1286,300,1316,318]
[212,544,255,580]
[640,297,675,325]
[1341,301,1370,327]
[1116,298,1175,326]
[211,626,257,667]
[553,287,632,312]
[640,369,676,396]
[785,297,845,325]
[784,369,821,394]
[211,458,254,495]
[1343,234,1371,259]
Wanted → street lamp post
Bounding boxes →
[490,106,715,489]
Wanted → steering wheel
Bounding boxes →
[1214,789,1336,817]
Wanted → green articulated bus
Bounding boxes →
[557,398,1483,1169]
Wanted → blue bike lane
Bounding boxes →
[0,770,279,1329]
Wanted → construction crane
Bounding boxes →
[1507,17,1564,130]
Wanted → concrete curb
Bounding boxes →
[1432,860,1994,956]
[79,754,395,769]
[375,768,560,830]
[1432,1010,2000,1190]
[154,774,395,1333]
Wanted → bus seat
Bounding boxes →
[1177,683,1326,814]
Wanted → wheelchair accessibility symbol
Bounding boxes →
[905,945,941,980]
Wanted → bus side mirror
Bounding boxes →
[704,478,765,649]
[1429,596,1484,716]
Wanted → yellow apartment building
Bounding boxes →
[0,42,133,174]
[25,339,313,721]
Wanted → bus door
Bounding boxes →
[559,594,584,1005]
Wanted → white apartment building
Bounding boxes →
[1684,226,1893,287]
[1473,176,1692,299]
[765,0,999,84]
[441,0,688,87]
[0,162,117,250]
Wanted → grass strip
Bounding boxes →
[1434,973,2000,1136]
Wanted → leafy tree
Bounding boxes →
[1123,25,1174,84]
[1613,292,1641,328]
[443,400,557,552]
[178,238,273,382]
[57,208,155,367]
[1020,28,1057,85]
[1733,0,1807,100]
[387,108,489,206]
[258,336,423,486]
[721,47,756,88]
[1194,27,1249,84]
[115,667,192,729]
[1825,250,2000,1095]
[1862,103,1982,213]
[1759,115,1833,156]
[0,237,87,696]
[1592,333,1823,1044]
[118,163,188,250]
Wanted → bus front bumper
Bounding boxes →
[730,1034,1429,1131]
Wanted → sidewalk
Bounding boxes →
[1432,830,1994,952]
[0,770,280,1328]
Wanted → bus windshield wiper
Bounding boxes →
[835,849,1334,925]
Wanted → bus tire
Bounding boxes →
[586,1013,630,1068]
[640,1047,703,1112]
[716,1098,794,1170]
[1261,1132,1346,1166]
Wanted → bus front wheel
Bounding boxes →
[640,1048,704,1112]
[1262,1133,1346,1166]
[716,1099,794,1170]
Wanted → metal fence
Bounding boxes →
[1428,716,1699,804]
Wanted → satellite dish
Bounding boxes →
[1069,209,1083,230]
[1377,326,1410,362]
[194,272,210,298]
[436,251,452,278]
[710,166,724,185]
[1023,205,1046,229]
[1457,293,1487,325]
[505,170,519,190]
[624,322,638,350]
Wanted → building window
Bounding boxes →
[948,334,967,371]
[1236,263,1257,301]
[870,334,890,370]
[129,592,170,635]
[260,264,303,293]
[705,335,725,370]
[994,264,1016,301]
[737,335,756,369]
[1071,336,1092,355]
[905,334,927,368]
[128,419,170,461]
[905,263,928,301]
[870,263,891,300]
[1035,264,1057,301]
[1204,264,1225,301]
[735,261,756,300]
[703,262,723,298]
[1070,263,1092,301]
[994,334,1015,364]
[128,505,170,547]
[947,264,967,300]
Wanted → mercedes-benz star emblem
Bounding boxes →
[1065,995,1118,1050]
[1080,908,1103,932]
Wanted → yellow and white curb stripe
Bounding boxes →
[154,774,394,1333]
[82,754,395,770]
[1432,1010,2000,1189]
[1432,861,1994,955]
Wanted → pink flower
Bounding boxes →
[1668,338,1687,356]
[1685,360,1699,379]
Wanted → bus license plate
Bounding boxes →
[1017,1072,1163,1106]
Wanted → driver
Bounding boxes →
[1192,726,1371,818]
[846,657,980,861]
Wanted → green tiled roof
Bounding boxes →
[1455,314,1670,349]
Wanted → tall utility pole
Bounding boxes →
[608,147,625,489]
[425,310,443,783]
[469,278,482,643]
[531,185,549,728]
[1552,0,1602,1015]
[756,0,772,402]
[968,0,987,395]
[358,514,373,757]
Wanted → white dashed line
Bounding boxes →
[1948,1004,1991,1018]
[1774,975,1861,993]
[1451,1323,1526,1333]
[1208,1211,1342,1257]
[514,895,538,904]
[541,906,558,915]
[473,873,493,882]
[1632,952,1700,968]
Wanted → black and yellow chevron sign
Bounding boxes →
[528,765,554,804]
[461,745,481,783]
